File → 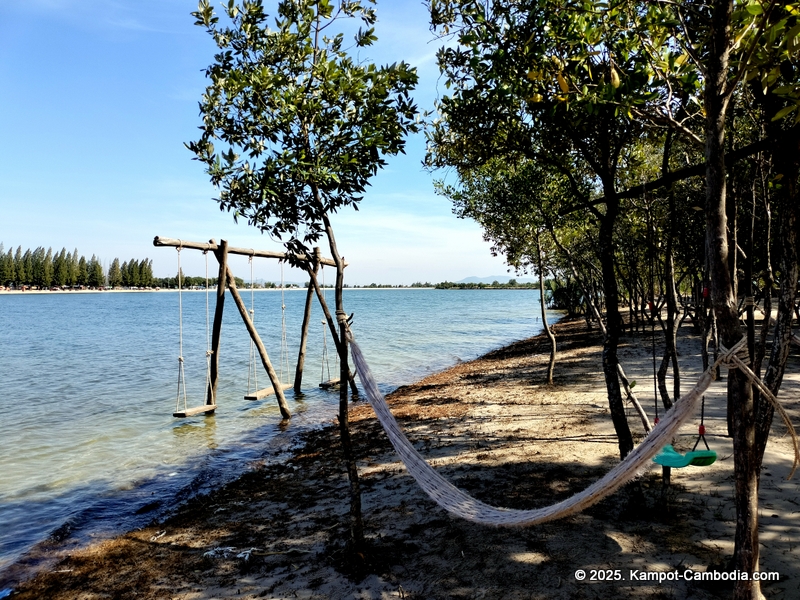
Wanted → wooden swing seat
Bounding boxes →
[173,404,217,418]
[244,383,293,400]
[319,378,340,389]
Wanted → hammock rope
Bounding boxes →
[346,331,798,527]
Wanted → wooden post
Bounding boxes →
[294,248,320,392]
[206,239,227,406]
[305,264,358,395]
[225,264,291,419]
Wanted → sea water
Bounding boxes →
[0,288,556,577]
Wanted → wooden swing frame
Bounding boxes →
[154,236,342,420]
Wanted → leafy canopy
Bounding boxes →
[188,0,419,256]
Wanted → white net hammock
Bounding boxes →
[346,332,798,527]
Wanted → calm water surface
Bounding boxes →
[0,288,557,577]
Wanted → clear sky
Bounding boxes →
[0,0,513,285]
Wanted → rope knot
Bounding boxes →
[716,337,750,372]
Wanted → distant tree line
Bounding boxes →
[168,272,246,289]
[106,258,154,288]
[0,242,155,289]
[434,278,539,290]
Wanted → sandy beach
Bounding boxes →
[7,316,800,599]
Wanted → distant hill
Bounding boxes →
[456,275,536,284]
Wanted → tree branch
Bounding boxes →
[558,136,770,216]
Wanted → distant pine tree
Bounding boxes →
[127,259,139,287]
[42,248,54,288]
[53,248,69,287]
[87,255,104,288]
[2,248,15,285]
[14,247,25,286]
[70,248,80,286]
[139,259,153,287]
[108,258,123,288]
[22,249,33,286]
[77,256,89,286]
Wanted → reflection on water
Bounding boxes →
[0,288,557,574]
[171,417,218,450]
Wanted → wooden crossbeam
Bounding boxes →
[153,236,340,268]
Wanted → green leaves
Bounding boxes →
[771,103,798,121]
[355,26,377,46]
[746,2,764,16]
[188,0,419,256]
[192,0,218,27]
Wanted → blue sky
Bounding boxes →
[0,0,511,285]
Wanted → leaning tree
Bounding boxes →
[187,0,419,548]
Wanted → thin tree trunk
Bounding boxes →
[547,224,607,337]
[599,194,634,459]
[319,209,363,548]
[663,132,681,407]
[754,190,773,376]
[755,127,800,460]
[705,3,761,596]
[616,363,652,433]
[535,231,556,384]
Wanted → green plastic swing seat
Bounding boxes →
[653,445,717,468]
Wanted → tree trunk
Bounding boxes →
[704,3,761,597]
[755,127,800,460]
[599,194,634,459]
[663,134,681,407]
[617,363,652,433]
[546,224,607,337]
[535,231,556,384]
[320,210,364,548]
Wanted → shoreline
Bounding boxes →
[7,317,800,598]
[0,287,547,295]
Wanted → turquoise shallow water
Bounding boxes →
[0,288,557,577]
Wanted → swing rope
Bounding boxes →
[247,253,258,394]
[203,250,213,405]
[693,395,710,452]
[320,266,334,384]
[651,303,659,424]
[175,244,188,414]
[280,262,289,384]
[321,319,331,384]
